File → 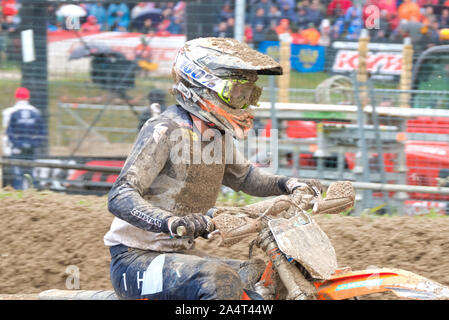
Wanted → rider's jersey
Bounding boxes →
[104,105,289,252]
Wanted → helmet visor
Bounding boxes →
[218,79,262,109]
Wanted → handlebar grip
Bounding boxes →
[176,226,187,237]
[313,181,355,214]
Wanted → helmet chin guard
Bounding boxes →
[171,37,282,140]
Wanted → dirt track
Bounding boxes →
[1,187,449,299]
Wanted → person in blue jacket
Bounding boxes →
[6,87,46,190]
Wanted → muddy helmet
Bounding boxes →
[171,37,282,139]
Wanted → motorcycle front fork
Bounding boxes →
[256,227,317,300]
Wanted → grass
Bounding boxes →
[0,69,399,145]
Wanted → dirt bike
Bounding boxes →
[193,181,449,300]
[39,181,449,300]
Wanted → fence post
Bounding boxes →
[357,29,369,106]
[19,0,49,156]
[278,41,291,103]
[234,0,246,42]
[354,29,372,215]
[399,37,413,108]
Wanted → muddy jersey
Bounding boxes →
[104,105,289,252]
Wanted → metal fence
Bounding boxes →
[1,0,449,215]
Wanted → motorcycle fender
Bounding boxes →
[314,268,449,300]
[268,213,338,280]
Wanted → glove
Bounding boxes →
[285,178,323,197]
[167,214,215,239]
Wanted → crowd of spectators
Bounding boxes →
[46,2,187,35]
[215,0,449,51]
[2,0,449,52]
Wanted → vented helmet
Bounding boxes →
[171,37,282,140]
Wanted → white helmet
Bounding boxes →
[171,37,282,139]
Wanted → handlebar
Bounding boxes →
[175,181,355,239]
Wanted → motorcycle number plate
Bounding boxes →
[268,213,338,280]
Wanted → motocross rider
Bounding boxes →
[104,37,323,300]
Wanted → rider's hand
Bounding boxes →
[167,214,215,239]
[285,178,323,197]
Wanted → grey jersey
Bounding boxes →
[104,105,289,252]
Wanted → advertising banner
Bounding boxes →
[291,44,325,73]
[329,41,404,79]
[258,41,325,73]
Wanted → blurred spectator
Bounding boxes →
[252,7,269,29]
[301,22,321,45]
[226,17,235,38]
[155,18,171,36]
[440,8,449,29]
[244,24,253,43]
[344,4,362,24]
[267,5,282,27]
[378,0,397,15]
[81,16,101,33]
[331,12,346,38]
[141,18,156,34]
[161,7,174,22]
[167,16,183,35]
[1,0,18,17]
[5,87,46,190]
[318,19,332,46]
[47,5,61,31]
[308,2,324,28]
[327,0,353,16]
[291,24,307,44]
[220,3,234,22]
[87,3,108,30]
[107,3,130,31]
[257,0,274,14]
[265,20,281,41]
[398,0,422,22]
[345,5,363,39]
[296,6,310,29]
[421,5,436,25]
[1,15,17,33]
[215,21,232,38]
[275,18,291,35]
[388,12,400,31]
[253,24,267,48]
[280,3,297,24]
[421,19,441,48]
[371,10,392,40]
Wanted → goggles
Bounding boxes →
[175,52,262,109]
[217,79,262,109]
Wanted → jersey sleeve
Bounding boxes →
[107,120,176,233]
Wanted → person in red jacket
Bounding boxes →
[1,0,17,16]
[327,0,353,16]
[81,16,101,33]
